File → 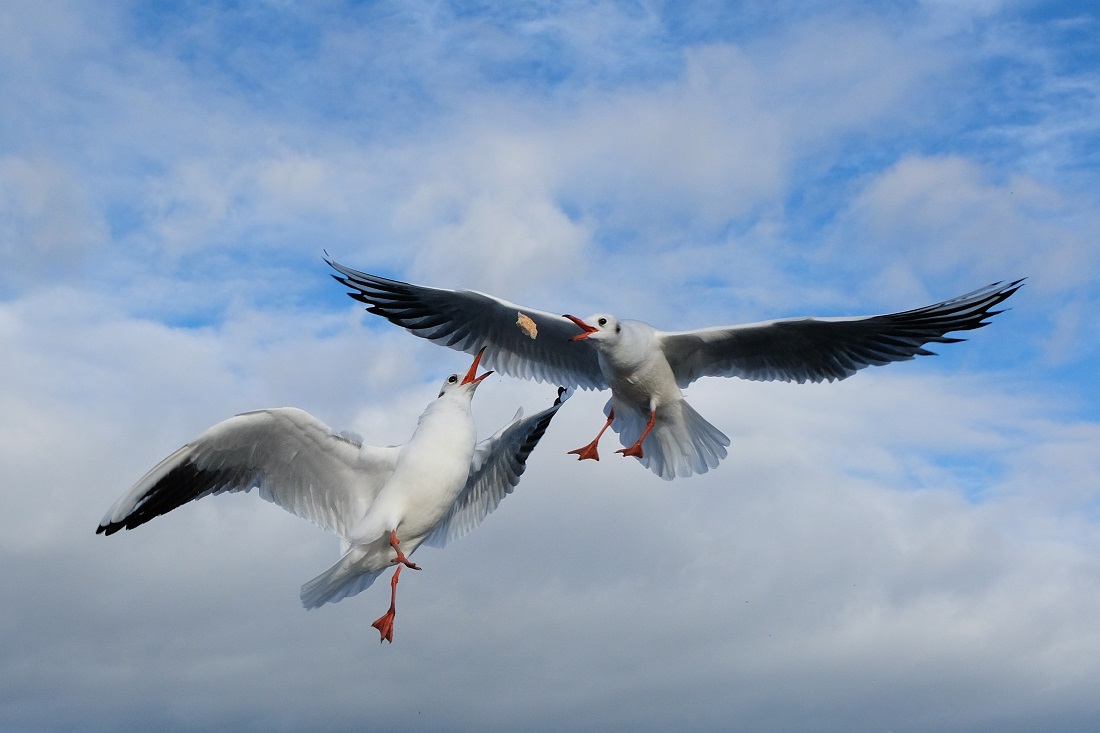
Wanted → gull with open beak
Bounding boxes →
[328,258,1022,480]
[97,349,569,642]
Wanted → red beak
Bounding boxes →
[563,314,597,341]
[460,347,493,385]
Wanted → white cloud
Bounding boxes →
[0,157,107,285]
[11,347,1096,731]
[1,2,1099,731]
[340,20,962,306]
[844,156,1096,284]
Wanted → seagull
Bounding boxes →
[97,349,569,643]
[328,259,1022,480]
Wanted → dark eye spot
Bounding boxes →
[448,375,457,383]
[598,317,607,326]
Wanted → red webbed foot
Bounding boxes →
[568,410,615,462]
[372,610,395,643]
[568,441,601,461]
[616,409,655,460]
[616,443,644,459]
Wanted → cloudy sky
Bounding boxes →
[3,1,1099,731]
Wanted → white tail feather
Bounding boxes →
[299,546,386,609]
[609,399,729,480]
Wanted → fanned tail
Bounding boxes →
[610,399,729,480]
[299,545,387,609]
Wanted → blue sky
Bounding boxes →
[2,1,1099,731]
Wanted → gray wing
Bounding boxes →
[96,408,401,539]
[660,280,1023,387]
[328,259,605,390]
[423,388,570,549]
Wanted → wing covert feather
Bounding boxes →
[97,408,400,538]
[661,280,1023,386]
[328,260,605,390]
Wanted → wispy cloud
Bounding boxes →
[2,2,1098,731]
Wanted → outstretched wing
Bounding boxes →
[423,388,570,548]
[96,408,401,539]
[328,259,605,390]
[660,280,1023,387]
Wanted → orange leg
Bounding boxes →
[371,564,403,643]
[568,409,615,461]
[372,530,421,643]
[616,409,656,459]
[388,529,420,570]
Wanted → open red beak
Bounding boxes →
[460,347,493,385]
[563,314,597,341]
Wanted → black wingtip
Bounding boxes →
[97,460,236,536]
[514,393,568,468]
[96,520,124,536]
[324,258,362,299]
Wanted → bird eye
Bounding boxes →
[598,317,607,326]
[448,375,457,383]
